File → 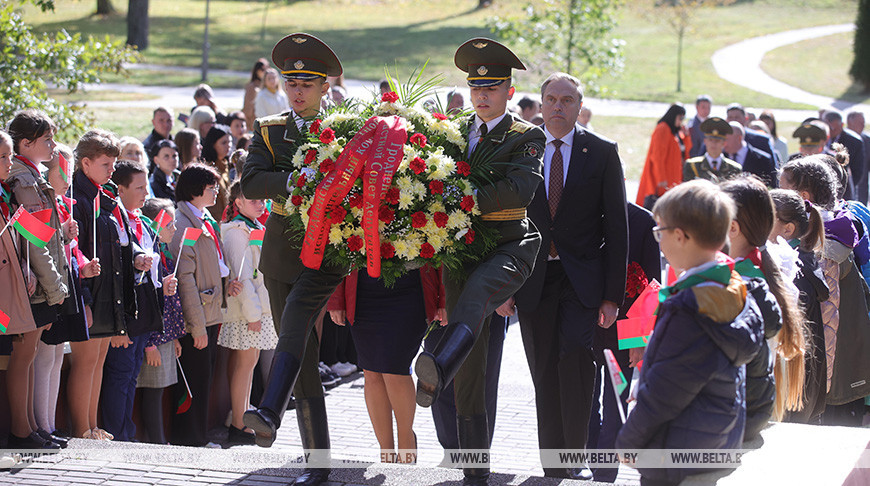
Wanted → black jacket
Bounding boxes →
[741,145,778,188]
[149,169,179,202]
[742,278,783,441]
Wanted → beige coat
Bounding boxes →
[173,201,225,337]
[220,220,270,324]
[7,159,68,305]
[0,209,36,334]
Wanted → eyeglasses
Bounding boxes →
[206,184,220,193]
[652,225,677,243]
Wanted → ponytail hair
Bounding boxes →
[720,176,808,418]
[222,180,243,223]
[770,189,825,253]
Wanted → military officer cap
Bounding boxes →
[454,38,525,87]
[700,117,732,139]
[272,32,342,81]
[792,121,828,146]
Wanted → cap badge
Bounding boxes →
[712,130,719,136]
[477,66,488,76]
[803,137,811,143]
[292,37,307,44]
[473,42,488,49]
[294,60,305,70]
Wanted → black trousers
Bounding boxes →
[264,275,330,399]
[518,261,597,475]
[171,325,218,447]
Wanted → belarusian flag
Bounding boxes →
[181,227,202,246]
[150,209,172,232]
[617,315,655,350]
[603,349,627,396]
[32,208,52,224]
[94,194,101,218]
[249,228,265,246]
[0,309,8,333]
[59,153,70,184]
[11,207,56,248]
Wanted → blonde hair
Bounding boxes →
[652,179,736,250]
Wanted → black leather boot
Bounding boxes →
[415,322,476,407]
[293,397,331,486]
[244,351,300,447]
[458,414,490,485]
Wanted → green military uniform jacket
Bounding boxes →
[464,112,545,266]
[683,155,742,184]
[240,111,307,284]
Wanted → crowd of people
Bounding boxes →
[2,29,870,486]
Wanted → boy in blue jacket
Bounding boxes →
[616,180,762,485]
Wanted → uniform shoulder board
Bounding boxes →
[510,120,532,134]
[259,115,287,127]
[686,156,703,164]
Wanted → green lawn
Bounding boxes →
[762,30,870,105]
[26,0,857,109]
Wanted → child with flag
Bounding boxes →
[616,180,763,485]
[171,163,240,448]
[218,181,276,445]
[100,161,178,442]
[36,144,100,445]
[137,198,186,444]
[70,129,138,441]
[5,111,69,449]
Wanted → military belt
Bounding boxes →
[480,208,527,221]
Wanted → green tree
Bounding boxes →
[486,0,624,95]
[0,0,138,139]
[851,0,870,93]
[636,0,734,93]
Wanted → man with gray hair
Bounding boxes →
[846,111,870,203]
[509,71,628,480]
[723,121,777,187]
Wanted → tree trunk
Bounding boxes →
[676,26,684,92]
[96,0,116,15]
[477,0,492,8]
[126,0,149,50]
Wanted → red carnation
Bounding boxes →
[319,158,335,174]
[432,113,448,121]
[348,192,363,209]
[456,160,471,177]
[381,91,399,103]
[460,195,475,212]
[347,235,363,252]
[625,261,649,298]
[429,180,444,194]
[464,228,475,244]
[420,242,435,259]
[380,241,396,259]
[410,156,427,175]
[309,119,322,134]
[378,205,395,223]
[291,195,303,206]
[433,211,448,228]
[411,211,427,228]
[329,206,347,224]
[409,133,427,148]
[304,149,317,165]
[385,187,400,205]
[319,128,336,144]
[296,174,307,188]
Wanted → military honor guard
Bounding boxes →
[413,38,545,485]
[240,33,342,486]
[790,120,831,160]
[683,117,742,183]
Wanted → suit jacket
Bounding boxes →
[860,131,870,204]
[515,124,629,311]
[688,115,705,158]
[240,111,307,284]
[745,128,779,166]
[741,145,778,188]
[149,168,179,202]
[830,128,866,203]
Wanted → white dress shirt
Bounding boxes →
[468,113,507,154]
[542,126,575,198]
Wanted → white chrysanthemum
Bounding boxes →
[429,233,445,252]
[375,102,402,116]
[283,197,297,215]
[393,239,410,260]
[398,192,414,210]
[328,226,343,245]
[300,201,313,226]
[291,147,306,168]
[341,225,354,239]
[447,210,470,229]
[412,180,427,199]
[428,200,446,213]
[321,112,357,130]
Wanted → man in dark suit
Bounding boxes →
[724,121,778,188]
[241,33,343,486]
[825,110,866,203]
[688,94,712,157]
[508,72,628,480]
[847,111,870,203]
[726,103,780,167]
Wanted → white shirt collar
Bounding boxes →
[543,126,575,148]
[184,200,203,221]
[292,111,306,132]
[474,113,507,136]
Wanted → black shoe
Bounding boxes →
[245,351,302,448]
[415,322,476,407]
[318,362,340,389]
[36,429,68,449]
[568,467,593,480]
[7,432,60,450]
[462,475,489,486]
[457,414,490,485]
[226,425,256,445]
[294,468,330,485]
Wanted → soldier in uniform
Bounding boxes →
[790,120,831,160]
[683,117,742,183]
[240,33,342,486]
[414,38,545,485]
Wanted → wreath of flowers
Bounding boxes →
[280,75,498,286]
